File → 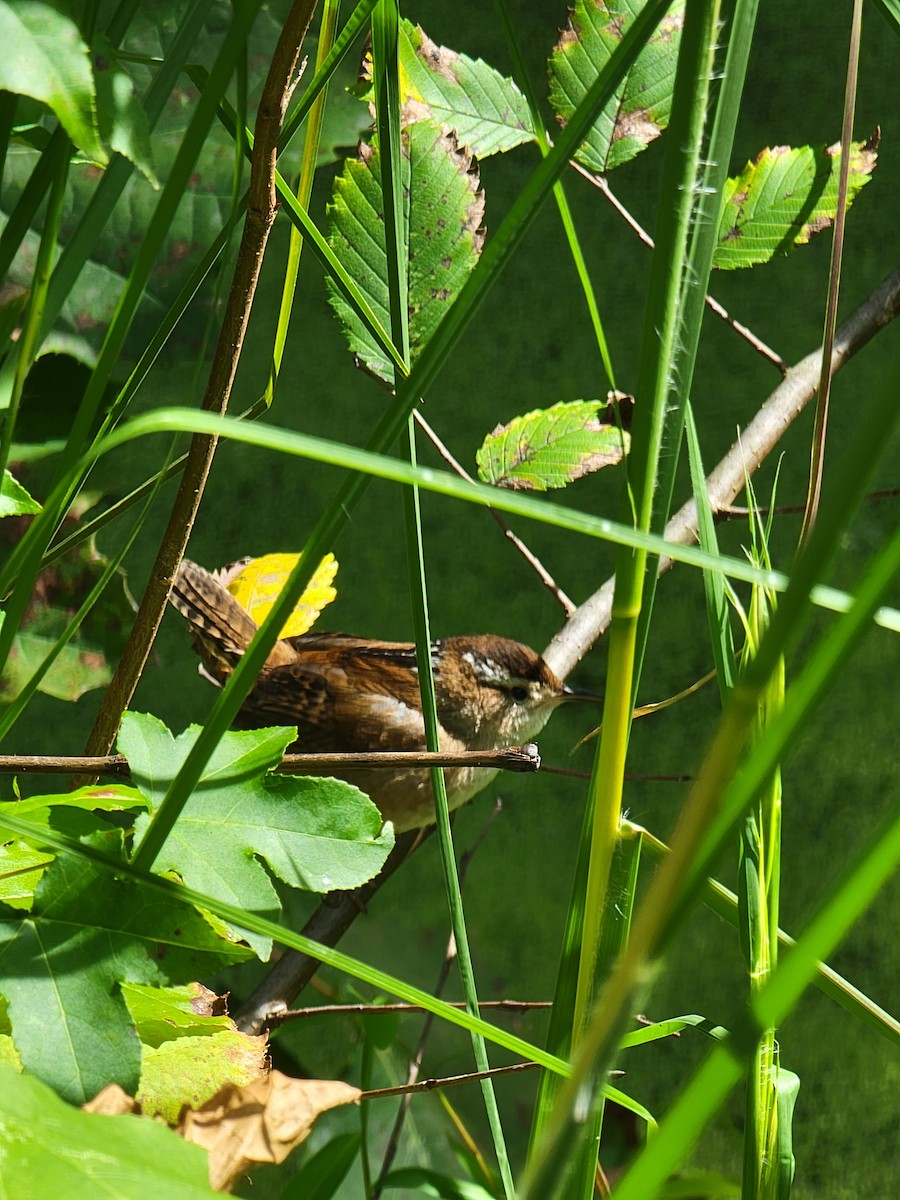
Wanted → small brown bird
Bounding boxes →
[170,559,597,831]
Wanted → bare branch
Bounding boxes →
[543,264,900,679]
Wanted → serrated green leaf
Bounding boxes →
[548,0,684,174]
[714,136,878,269]
[0,468,41,516]
[476,400,630,491]
[396,20,536,157]
[0,1064,219,1200]
[0,830,251,1102]
[0,2,106,162]
[327,119,484,383]
[119,714,394,960]
[92,32,158,188]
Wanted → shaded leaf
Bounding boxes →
[714,134,878,269]
[280,1131,362,1200]
[476,400,631,491]
[394,20,536,156]
[0,831,251,1103]
[548,0,684,174]
[0,1065,219,1200]
[223,551,339,638]
[178,1070,360,1192]
[92,32,158,187]
[119,714,394,960]
[327,120,484,384]
[379,1166,496,1199]
[0,468,41,516]
[3,628,112,700]
[0,1,106,162]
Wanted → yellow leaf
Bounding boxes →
[226,552,338,638]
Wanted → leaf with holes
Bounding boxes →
[714,134,879,269]
[476,400,631,491]
[327,120,484,384]
[548,0,685,174]
[119,714,394,960]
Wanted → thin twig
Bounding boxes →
[81,0,320,766]
[361,1060,542,1103]
[413,409,577,615]
[277,999,553,1021]
[716,485,899,522]
[570,161,790,374]
[0,745,542,778]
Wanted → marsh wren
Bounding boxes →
[170,559,597,831]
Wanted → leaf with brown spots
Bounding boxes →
[714,132,879,269]
[549,0,685,174]
[476,398,632,491]
[327,120,484,384]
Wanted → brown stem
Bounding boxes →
[81,1,320,764]
[543,264,900,679]
[361,1060,541,1103]
[276,999,552,1021]
[571,162,790,373]
[0,745,542,778]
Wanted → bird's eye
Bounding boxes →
[509,685,529,702]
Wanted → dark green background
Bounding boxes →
[13,2,900,1195]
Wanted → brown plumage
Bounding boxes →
[170,559,596,831]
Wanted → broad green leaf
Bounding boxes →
[279,1131,361,1200]
[0,840,53,909]
[0,1064,219,1200]
[327,119,484,383]
[0,832,251,1102]
[714,136,878,269]
[476,400,630,491]
[0,1,106,162]
[2,628,112,700]
[395,20,536,157]
[122,981,234,1049]
[119,714,394,960]
[92,32,159,187]
[225,551,339,637]
[0,468,41,516]
[0,786,148,906]
[548,0,684,174]
[123,984,266,1122]
[379,1167,496,1199]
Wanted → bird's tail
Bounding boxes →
[170,559,296,683]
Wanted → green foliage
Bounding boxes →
[0,468,41,515]
[0,829,251,1102]
[395,19,537,157]
[548,0,685,173]
[476,399,630,490]
[120,713,394,959]
[327,120,485,383]
[715,136,878,269]
[0,1064,219,1200]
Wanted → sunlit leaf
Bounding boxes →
[225,551,338,638]
[0,1065,219,1199]
[0,469,41,517]
[714,134,879,269]
[476,400,631,491]
[548,0,684,174]
[119,714,394,960]
[327,120,484,383]
[92,32,158,187]
[394,19,537,157]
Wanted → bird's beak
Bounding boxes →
[562,683,603,704]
